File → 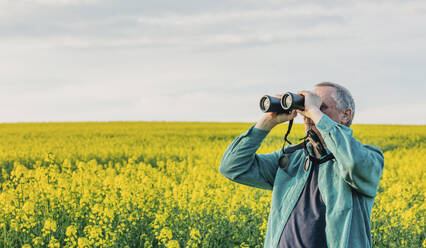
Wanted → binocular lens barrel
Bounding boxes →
[259,92,305,113]
[260,95,287,113]
[281,92,305,111]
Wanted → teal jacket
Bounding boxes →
[219,115,384,248]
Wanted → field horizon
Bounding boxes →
[1,120,426,126]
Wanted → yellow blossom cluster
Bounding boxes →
[0,121,424,247]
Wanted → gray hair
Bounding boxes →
[315,82,355,126]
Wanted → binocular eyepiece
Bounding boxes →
[259,92,305,114]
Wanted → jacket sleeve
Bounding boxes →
[218,125,281,191]
[315,115,384,197]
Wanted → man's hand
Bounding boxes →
[255,94,297,131]
[296,90,324,124]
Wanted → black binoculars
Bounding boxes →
[259,92,305,114]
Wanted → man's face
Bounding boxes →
[304,86,345,136]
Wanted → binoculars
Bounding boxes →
[259,92,305,114]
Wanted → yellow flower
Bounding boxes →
[158,227,173,244]
[78,237,90,248]
[42,218,57,235]
[166,240,180,248]
[65,225,77,237]
[189,228,201,242]
[48,236,60,248]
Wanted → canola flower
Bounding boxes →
[0,122,424,247]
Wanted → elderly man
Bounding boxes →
[219,82,384,248]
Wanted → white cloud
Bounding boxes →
[136,5,344,27]
[20,0,103,5]
[0,0,425,123]
[1,0,425,49]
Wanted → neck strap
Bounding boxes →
[282,119,293,150]
[303,139,335,165]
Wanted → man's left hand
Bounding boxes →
[296,90,324,124]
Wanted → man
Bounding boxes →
[219,82,384,248]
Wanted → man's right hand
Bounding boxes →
[255,94,298,131]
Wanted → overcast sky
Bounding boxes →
[1,0,425,124]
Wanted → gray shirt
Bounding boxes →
[278,150,331,248]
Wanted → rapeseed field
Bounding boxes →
[0,122,424,247]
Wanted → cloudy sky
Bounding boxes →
[1,0,425,124]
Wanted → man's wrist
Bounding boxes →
[308,108,324,124]
[255,117,277,131]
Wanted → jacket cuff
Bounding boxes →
[315,114,338,133]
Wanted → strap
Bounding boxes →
[308,153,334,165]
[282,142,305,153]
[316,153,335,164]
[302,139,335,165]
[283,119,293,146]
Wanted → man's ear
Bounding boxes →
[342,109,352,126]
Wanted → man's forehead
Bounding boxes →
[314,86,337,104]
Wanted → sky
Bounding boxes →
[0,0,425,124]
